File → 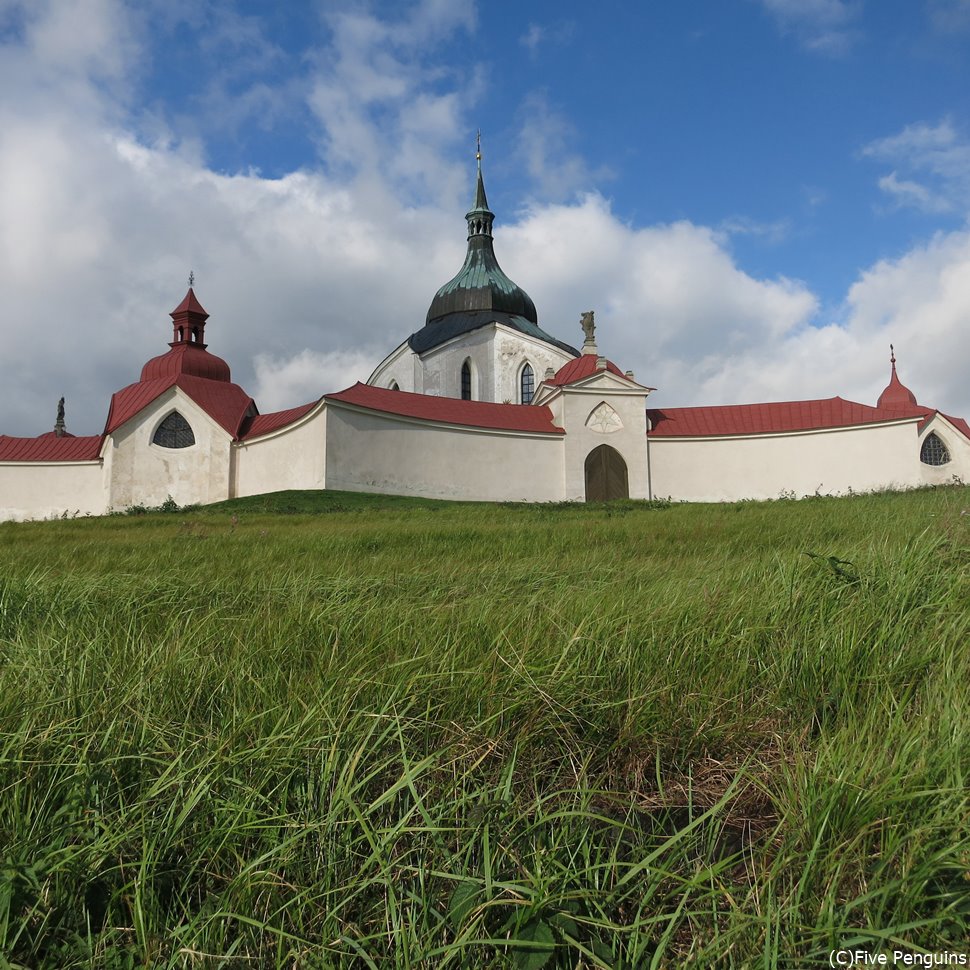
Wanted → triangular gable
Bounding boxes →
[105,375,255,439]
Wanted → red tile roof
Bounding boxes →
[647,397,927,438]
[934,411,970,440]
[240,401,319,440]
[104,375,255,438]
[140,343,232,382]
[325,382,565,433]
[547,354,625,386]
[0,434,102,462]
[171,287,208,318]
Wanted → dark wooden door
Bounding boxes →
[585,445,629,502]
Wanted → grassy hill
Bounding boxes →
[1,487,968,967]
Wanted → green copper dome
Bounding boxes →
[409,155,578,358]
[424,164,538,325]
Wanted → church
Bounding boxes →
[1,155,968,521]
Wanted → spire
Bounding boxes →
[170,283,210,347]
[472,130,489,214]
[466,131,493,240]
[877,343,918,409]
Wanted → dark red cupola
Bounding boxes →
[139,287,232,383]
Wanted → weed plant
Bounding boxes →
[0,487,968,967]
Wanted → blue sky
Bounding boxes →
[1,0,969,436]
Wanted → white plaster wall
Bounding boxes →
[492,328,575,404]
[558,384,651,500]
[105,388,232,510]
[325,403,565,502]
[917,419,970,486]
[419,327,493,399]
[232,408,327,498]
[367,341,416,392]
[648,420,923,502]
[0,461,106,521]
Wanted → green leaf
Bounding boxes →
[447,881,481,930]
[512,918,555,970]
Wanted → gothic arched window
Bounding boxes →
[520,363,535,404]
[461,361,472,400]
[920,432,950,466]
[153,411,195,449]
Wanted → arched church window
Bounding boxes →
[520,363,535,404]
[153,411,195,449]
[920,432,950,466]
[461,361,472,400]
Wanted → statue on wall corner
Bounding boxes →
[580,310,595,343]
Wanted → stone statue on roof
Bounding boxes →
[580,310,595,342]
[54,397,66,437]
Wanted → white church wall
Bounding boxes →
[232,407,327,498]
[324,403,565,502]
[0,460,105,521]
[419,327,494,400]
[493,327,574,405]
[367,341,416,392]
[917,417,970,486]
[105,388,233,511]
[647,420,923,503]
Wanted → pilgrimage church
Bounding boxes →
[1,154,968,520]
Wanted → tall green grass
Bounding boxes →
[1,487,968,967]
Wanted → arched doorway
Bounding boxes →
[585,444,629,502]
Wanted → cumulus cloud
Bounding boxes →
[646,227,970,415]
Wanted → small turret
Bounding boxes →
[877,345,918,410]
[170,275,210,347]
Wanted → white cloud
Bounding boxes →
[518,20,573,56]
[520,23,544,53]
[513,92,613,203]
[306,0,479,203]
[928,0,970,31]
[757,0,861,55]
[863,118,970,214]
[877,172,950,214]
[647,227,970,416]
[253,349,380,412]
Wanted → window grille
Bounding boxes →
[520,363,534,404]
[920,432,950,466]
[461,361,472,400]
[153,411,195,449]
